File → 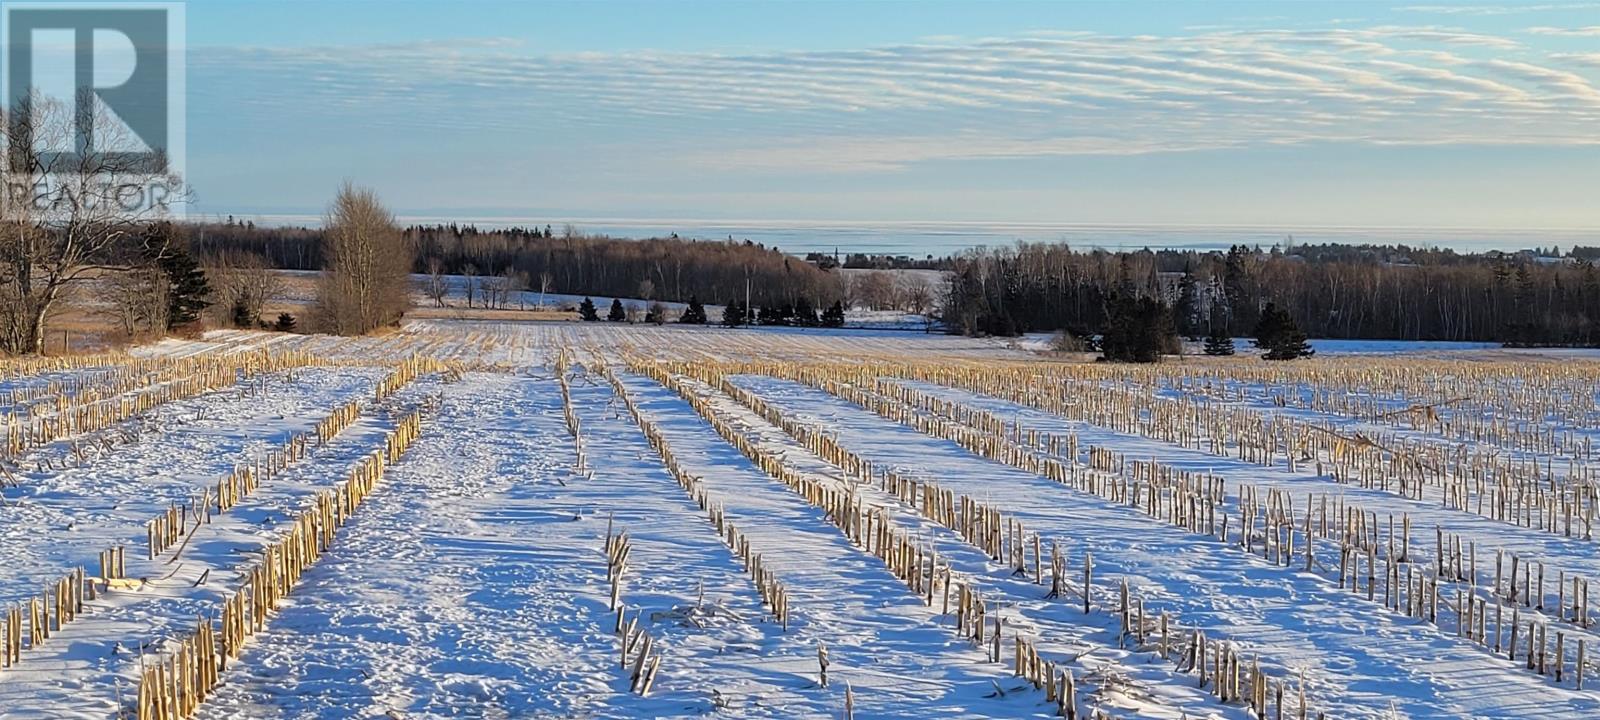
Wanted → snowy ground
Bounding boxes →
[4,322,1600,719]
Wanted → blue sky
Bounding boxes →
[173,0,1600,231]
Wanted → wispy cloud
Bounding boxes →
[1399,3,1600,15]
[1525,25,1600,35]
[1553,52,1600,66]
[190,22,1600,172]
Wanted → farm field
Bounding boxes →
[3,320,1600,719]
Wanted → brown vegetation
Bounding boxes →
[314,184,413,335]
[0,92,184,354]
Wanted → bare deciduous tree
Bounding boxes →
[461,263,478,308]
[0,91,184,354]
[900,275,934,315]
[479,270,511,309]
[205,250,284,327]
[102,266,170,338]
[315,183,411,335]
[424,256,449,307]
[502,268,526,308]
[854,271,899,311]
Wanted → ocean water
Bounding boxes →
[567,220,1598,257]
[241,215,1598,257]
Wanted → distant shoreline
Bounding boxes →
[184,214,1599,257]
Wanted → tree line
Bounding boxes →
[191,222,844,311]
[942,242,1600,346]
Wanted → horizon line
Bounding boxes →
[185,213,1600,236]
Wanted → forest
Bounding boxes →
[185,220,1600,346]
[941,242,1600,345]
[188,221,842,309]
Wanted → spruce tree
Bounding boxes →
[1099,295,1176,363]
[1203,326,1234,356]
[820,300,846,327]
[607,298,627,322]
[273,313,298,333]
[160,248,211,328]
[644,302,667,325]
[1253,303,1314,360]
[758,304,794,325]
[1223,245,1258,334]
[140,222,211,329]
[1203,299,1234,356]
[721,299,745,327]
[678,296,707,324]
[231,298,255,328]
[793,297,819,327]
[578,297,600,321]
[1174,263,1201,339]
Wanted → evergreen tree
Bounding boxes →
[758,303,795,326]
[984,310,1018,337]
[159,250,211,327]
[273,313,297,333]
[141,222,212,329]
[678,296,707,324]
[820,300,846,327]
[1203,326,1235,356]
[793,297,819,327]
[578,297,600,321]
[721,299,746,327]
[607,298,627,322]
[1099,295,1176,363]
[1252,303,1314,360]
[644,301,667,325]
[1174,262,1201,339]
[231,298,255,328]
[1223,245,1258,335]
[1203,299,1234,356]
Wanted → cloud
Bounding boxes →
[188,22,1600,172]
[1525,25,1600,35]
[1400,3,1600,15]
[1553,52,1600,66]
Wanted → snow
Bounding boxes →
[725,375,1598,719]
[5,320,1600,719]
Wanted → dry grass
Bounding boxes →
[406,306,577,322]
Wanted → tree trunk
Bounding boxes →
[25,301,49,355]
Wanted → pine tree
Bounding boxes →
[721,299,745,327]
[578,297,600,321]
[1253,303,1314,360]
[1203,299,1234,356]
[1203,326,1234,356]
[793,297,819,327]
[820,300,846,327]
[758,304,794,326]
[678,296,707,324]
[1223,245,1258,335]
[1174,262,1201,339]
[273,313,297,333]
[607,298,627,322]
[161,251,211,328]
[1099,295,1176,363]
[231,298,255,328]
[141,223,211,329]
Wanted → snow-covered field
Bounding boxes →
[5,320,1600,719]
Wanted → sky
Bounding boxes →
[167,1,1600,234]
